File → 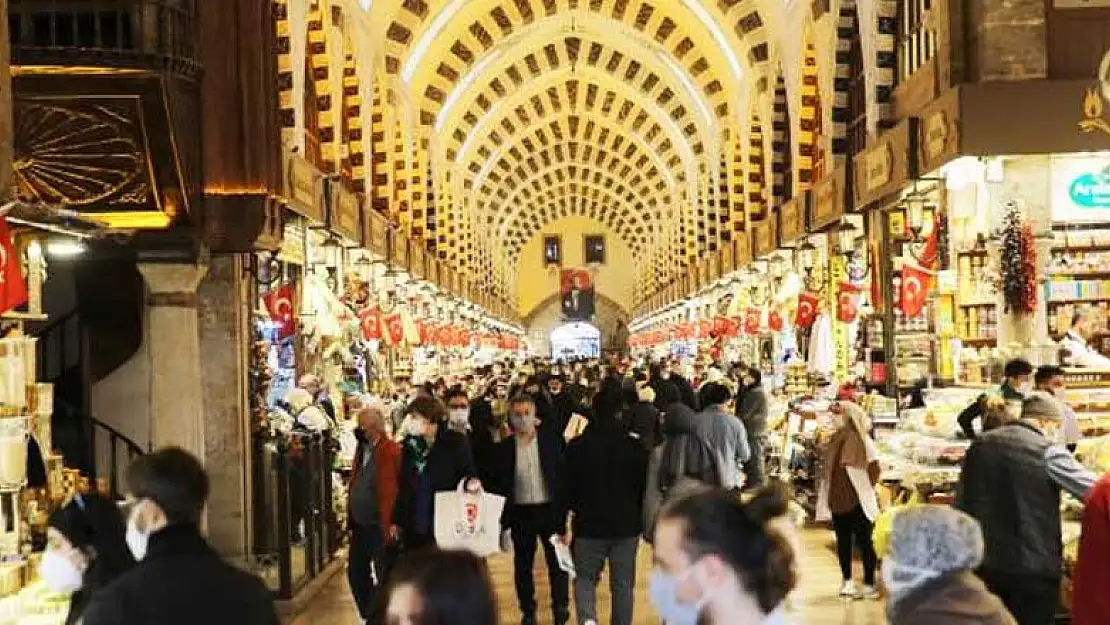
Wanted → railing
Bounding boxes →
[8,0,200,77]
[85,416,144,497]
[252,432,338,600]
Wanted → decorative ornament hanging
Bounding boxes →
[998,202,1038,315]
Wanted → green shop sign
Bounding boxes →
[1069,170,1110,208]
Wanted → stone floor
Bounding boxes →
[289,528,886,625]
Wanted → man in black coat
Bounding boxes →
[490,395,570,625]
[566,383,648,625]
[82,448,278,625]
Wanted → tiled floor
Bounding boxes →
[290,528,886,624]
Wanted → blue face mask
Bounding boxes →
[648,568,705,625]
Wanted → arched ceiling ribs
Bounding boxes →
[498,181,653,251]
[475,140,673,217]
[456,68,699,194]
[501,189,651,257]
[461,112,679,193]
[423,18,721,144]
[486,161,662,238]
[380,0,745,121]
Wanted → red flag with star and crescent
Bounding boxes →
[0,218,26,315]
[383,313,405,346]
[901,263,933,318]
[263,283,296,340]
[359,307,383,341]
[837,282,863,323]
[795,292,820,328]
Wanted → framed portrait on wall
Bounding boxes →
[584,234,606,264]
[543,235,562,265]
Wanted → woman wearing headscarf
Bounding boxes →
[42,492,135,625]
[884,505,1016,625]
[817,401,881,600]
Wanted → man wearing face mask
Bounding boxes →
[957,358,1034,440]
[82,448,278,625]
[444,388,473,434]
[1035,365,1082,453]
[348,401,401,624]
[489,395,570,625]
[956,392,1097,625]
[393,396,480,550]
[650,485,796,625]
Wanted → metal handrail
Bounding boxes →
[8,0,200,77]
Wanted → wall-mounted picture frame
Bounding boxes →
[543,235,562,265]
[584,234,606,264]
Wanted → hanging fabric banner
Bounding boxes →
[837,281,863,323]
[795,292,820,328]
[901,262,933,318]
[264,283,297,340]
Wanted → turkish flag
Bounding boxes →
[743,308,761,335]
[918,212,940,270]
[768,310,784,332]
[359,307,382,341]
[722,317,740,337]
[901,263,932,318]
[795,292,820,328]
[383,313,404,345]
[263,283,296,340]
[0,218,26,315]
[837,282,863,323]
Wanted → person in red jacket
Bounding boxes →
[1073,474,1110,625]
[348,400,402,624]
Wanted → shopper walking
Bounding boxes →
[694,383,750,491]
[956,392,1096,625]
[643,397,721,540]
[818,401,881,600]
[444,387,472,434]
[957,358,1033,439]
[883,505,1015,625]
[736,367,770,489]
[82,448,278,625]
[42,492,134,625]
[1072,473,1110,625]
[348,401,401,624]
[566,381,649,625]
[649,485,797,625]
[394,396,480,551]
[489,395,570,625]
[623,372,662,451]
[384,549,498,625]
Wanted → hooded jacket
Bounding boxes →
[887,571,1016,625]
[641,403,721,539]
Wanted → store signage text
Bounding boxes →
[1068,171,1110,208]
[812,175,840,226]
[862,145,894,193]
[924,111,951,161]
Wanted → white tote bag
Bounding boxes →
[433,482,506,557]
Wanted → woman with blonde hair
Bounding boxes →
[817,401,882,600]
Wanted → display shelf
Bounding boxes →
[958,336,997,344]
[958,301,996,307]
[1047,297,1110,305]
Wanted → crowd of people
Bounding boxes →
[31,355,1110,625]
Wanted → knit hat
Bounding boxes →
[1022,391,1062,422]
[889,505,984,575]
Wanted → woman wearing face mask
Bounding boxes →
[883,505,1015,625]
[649,484,796,625]
[40,492,134,625]
[816,401,882,600]
[393,396,481,550]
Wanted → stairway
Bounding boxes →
[32,255,147,497]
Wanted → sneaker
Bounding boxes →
[839,580,858,598]
[858,584,881,600]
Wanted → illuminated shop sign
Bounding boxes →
[1069,169,1110,208]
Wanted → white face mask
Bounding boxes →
[38,550,84,594]
[448,409,469,425]
[126,519,149,561]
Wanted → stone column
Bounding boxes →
[137,263,208,456]
[971,0,1047,81]
[0,0,12,203]
[197,254,251,557]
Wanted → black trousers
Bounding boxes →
[348,523,386,621]
[831,505,877,586]
[510,504,570,623]
[979,569,1060,625]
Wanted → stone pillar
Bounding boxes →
[0,0,12,203]
[971,0,1047,81]
[197,254,251,557]
[137,263,208,456]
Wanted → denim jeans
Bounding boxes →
[572,536,639,625]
